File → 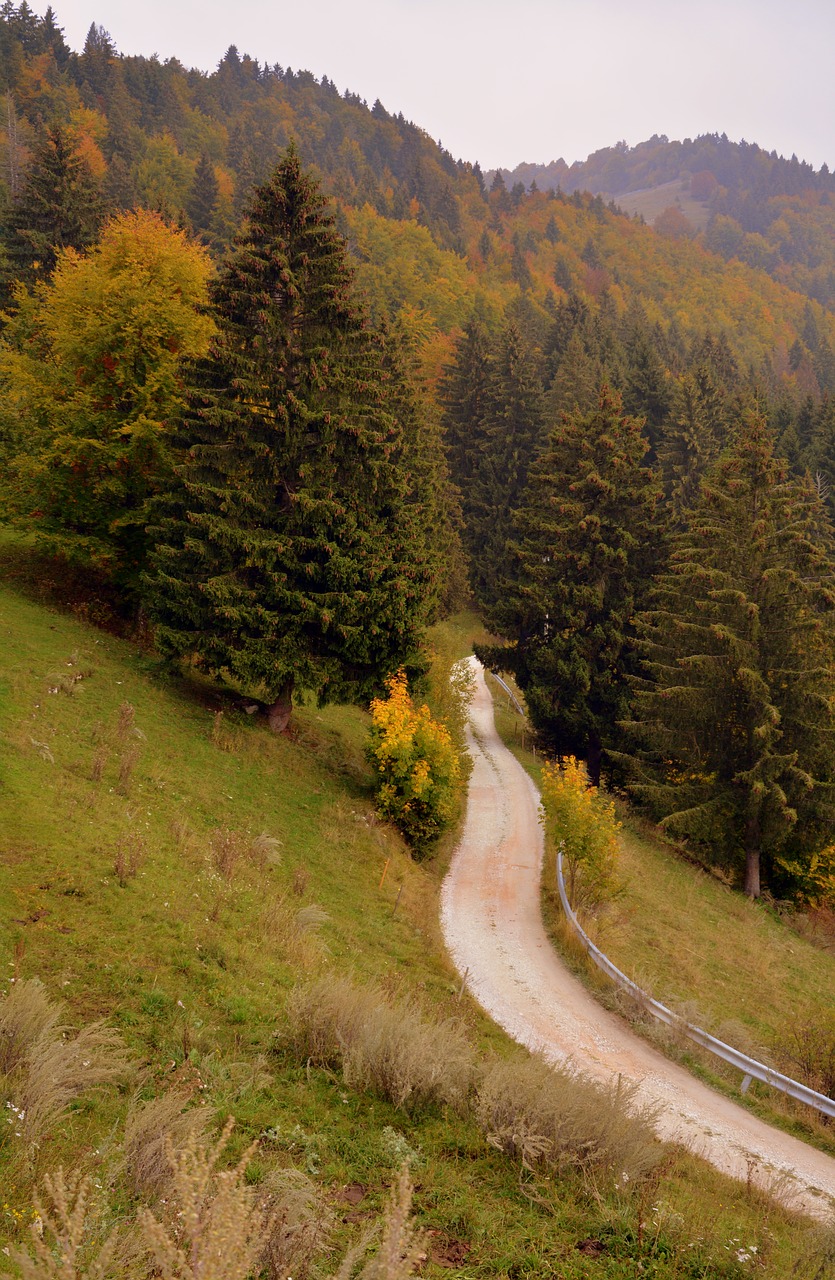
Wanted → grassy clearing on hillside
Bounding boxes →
[1,580,833,1277]
[614,180,711,232]
[484,673,835,1148]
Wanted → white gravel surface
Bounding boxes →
[440,659,835,1221]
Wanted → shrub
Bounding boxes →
[285,976,475,1113]
[775,843,835,909]
[475,1054,660,1183]
[367,671,461,856]
[0,979,131,1149]
[541,755,621,913]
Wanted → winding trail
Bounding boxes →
[440,659,835,1220]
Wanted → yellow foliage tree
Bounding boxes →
[0,209,214,591]
[541,756,621,912]
[367,671,461,856]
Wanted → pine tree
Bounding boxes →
[0,124,103,301]
[623,410,835,897]
[145,146,433,731]
[186,152,220,238]
[466,320,544,608]
[477,386,661,783]
[657,367,729,525]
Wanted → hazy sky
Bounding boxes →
[32,0,835,172]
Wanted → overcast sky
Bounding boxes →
[32,0,835,172]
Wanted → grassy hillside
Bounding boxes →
[1,577,835,1277]
[614,180,711,233]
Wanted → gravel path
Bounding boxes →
[440,659,835,1221]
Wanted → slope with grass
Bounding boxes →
[1,571,834,1277]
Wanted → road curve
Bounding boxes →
[440,659,835,1221]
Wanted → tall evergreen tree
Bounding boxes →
[145,146,433,730]
[477,386,661,783]
[657,367,730,525]
[623,411,835,897]
[0,123,103,301]
[439,314,492,496]
[467,320,544,607]
[186,151,220,238]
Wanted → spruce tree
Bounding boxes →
[439,315,492,496]
[0,124,103,301]
[657,367,729,526]
[467,320,544,608]
[623,410,835,897]
[477,386,661,783]
[145,146,433,730]
[187,152,220,238]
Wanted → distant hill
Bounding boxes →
[2,6,835,397]
[494,136,835,310]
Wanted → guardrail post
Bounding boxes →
[740,1074,753,1096]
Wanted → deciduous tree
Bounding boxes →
[0,209,214,589]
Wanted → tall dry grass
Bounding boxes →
[328,1166,425,1280]
[124,1091,212,1200]
[285,976,475,1113]
[257,1167,335,1280]
[475,1055,661,1183]
[0,978,131,1150]
[2,1168,122,1280]
[138,1118,267,1280]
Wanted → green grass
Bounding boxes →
[614,179,711,232]
[0,577,833,1277]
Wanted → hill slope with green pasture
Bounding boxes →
[1,577,834,1278]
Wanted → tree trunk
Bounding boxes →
[587,737,602,788]
[267,677,294,734]
[743,816,761,898]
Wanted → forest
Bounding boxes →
[2,1,835,908]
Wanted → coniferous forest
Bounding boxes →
[3,4,835,903]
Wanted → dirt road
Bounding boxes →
[440,659,835,1220]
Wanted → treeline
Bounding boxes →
[0,1,481,277]
[443,294,835,903]
[3,2,835,386]
[0,145,462,732]
[3,4,835,902]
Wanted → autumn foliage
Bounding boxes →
[367,671,461,856]
[541,756,621,912]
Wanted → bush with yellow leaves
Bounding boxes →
[541,756,621,913]
[367,671,460,857]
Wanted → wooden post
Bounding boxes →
[378,857,391,890]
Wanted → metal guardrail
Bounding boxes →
[556,845,835,1120]
[486,670,526,717]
